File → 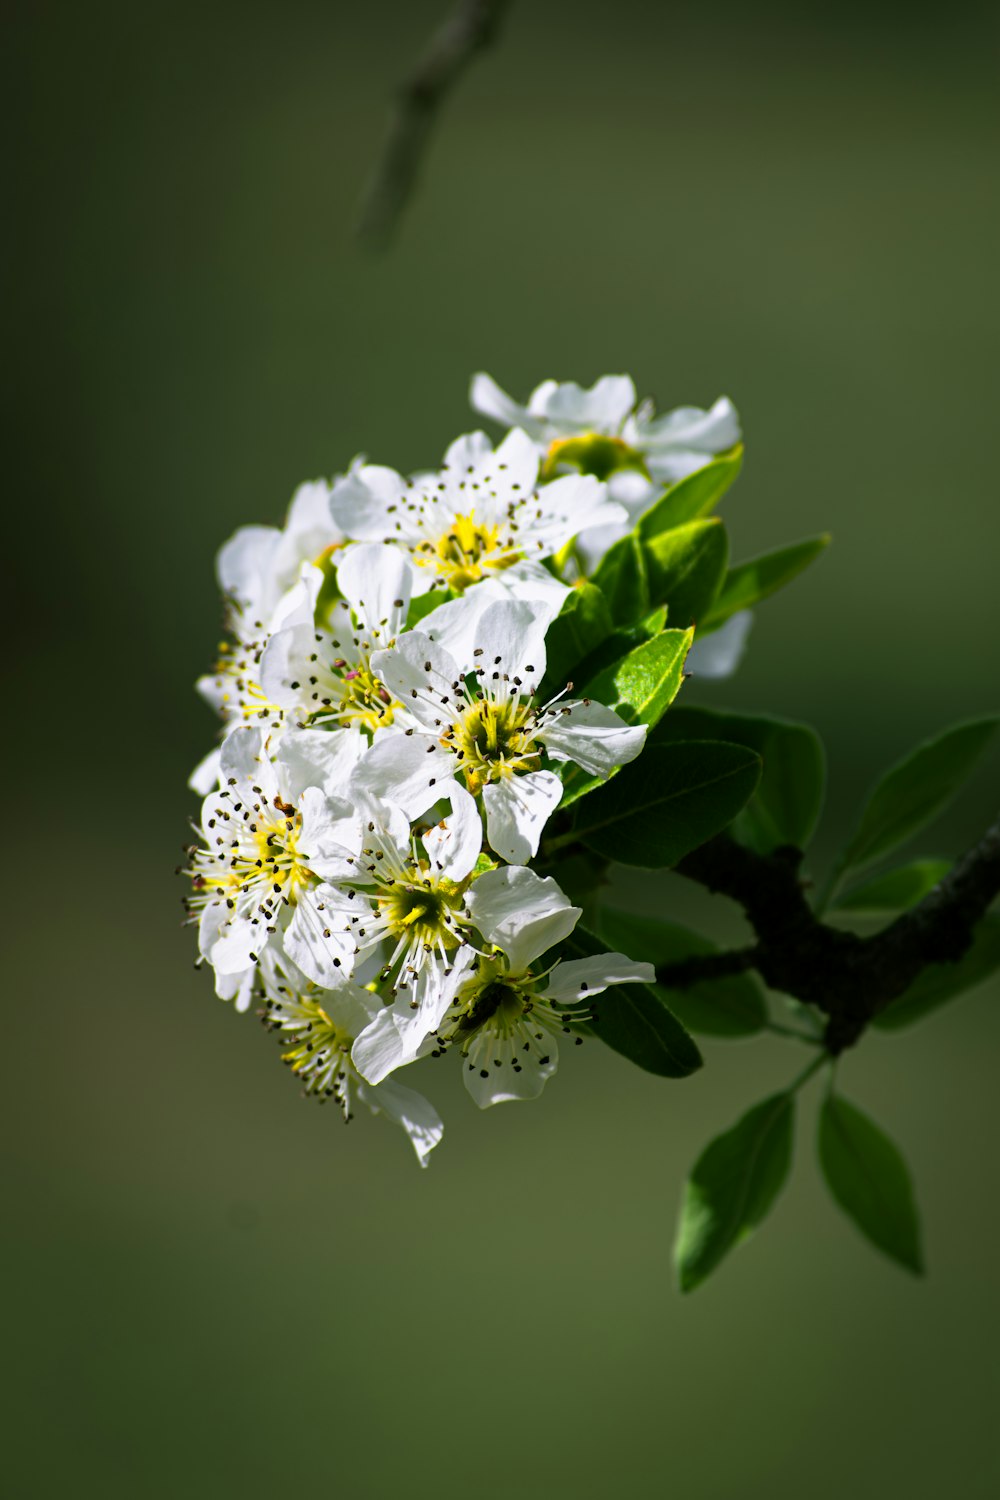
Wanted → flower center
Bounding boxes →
[449,977,530,1043]
[416,511,521,591]
[299,649,399,734]
[446,698,540,792]
[542,432,648,482]
[263,993,355,1105]
[212,640,284,724]
[377,877,463,949]
[191,807,313,909]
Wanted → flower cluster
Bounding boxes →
[184,372,742,1164]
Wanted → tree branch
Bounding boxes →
[656,815,1000,1053]
[357,0,512,250]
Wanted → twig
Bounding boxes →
[357,0,512,250]
[653,816,1000,1054]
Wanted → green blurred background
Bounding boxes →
[6,1,1000,1494]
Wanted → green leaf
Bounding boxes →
[581,627,694,729]
[570,740,762,867]
[874,913,1000,1031]
[818,1094,924,1273]
[675,1092,795,1292]
[538,581,613,698]
[591,531,649,626]
[644,518,728,627]
[834,859,952,915]
[558,925,703,1078]
[703,534,830,628]
[558,627,696,810]
[637,447,744,539]
[596,906,767,1036]
[652,706,825,853]
[823,716,1000,906]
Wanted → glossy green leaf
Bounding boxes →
[645,518,728,627]
[596,906,767,1036]
[818,1095,924,1273]
[581,627,693,728]
[571,740,762,867]
[675,1092,795,1292]
[558,926,703,1078]
[652,706,825,853]
[874,914,1000,1031]
[834,859,952,915]
[590,531,649,625]
[638,447,744,540]
[703,534,830,627]
[823,716,1000,906]
[539,581,613,698]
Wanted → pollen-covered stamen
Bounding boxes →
[184,787,315,927]
[413,509,523,591]
[261,986,356,1114]
[206,636,285,727]
[336,822,472,1003]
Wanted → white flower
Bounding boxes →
[470,372,740,568]
[371,596,647,863]
[258,950,443,1167]
[351,863,581,1088]
[328,428,621,602]
[217,478,344,634]
[307,784,485,1085]
[259,542,416,735]
[185,725,365,997]
[441,865,655,1107]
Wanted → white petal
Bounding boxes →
[297,786,362,879]
[329,465,408,540]
[443,429,495,474]
[520,472,626,554]
[350,728,453,820]
[423,782,482,881]
[283,887,356,986]
[352,949,475,1083]
[336,542,413,645]
[473,598,550,687]
[462,1028,558,1108]
[216,525,281,613]
[686,610,753,680]
[356,1077,444,1167]
[543,953,655,1003]
[277,726,365,801]
[469,372,542,437]
[540,700,647,777]
[369,629,460,730]
[633,395,741,457]
[466,866,580,973]
[218,725,278,800]
[489,426,541,495]
[536,374,636,434]
[188,746,222,795]
[214,965,256,1013]
[483,770,563,863]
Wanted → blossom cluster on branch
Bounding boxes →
[185,373,744,1164]
[184,369,998,1286]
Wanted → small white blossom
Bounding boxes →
[258,950,443,1166]
[185,725,365,997]
[470,372,740,568]
[441,865,655,1106]
[328,427,622,603]
[259,542,415,736]
[217,478,344,632]
[371,596,646,863]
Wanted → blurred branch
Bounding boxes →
[656,815,1000,1054]
[357,0,512,250]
